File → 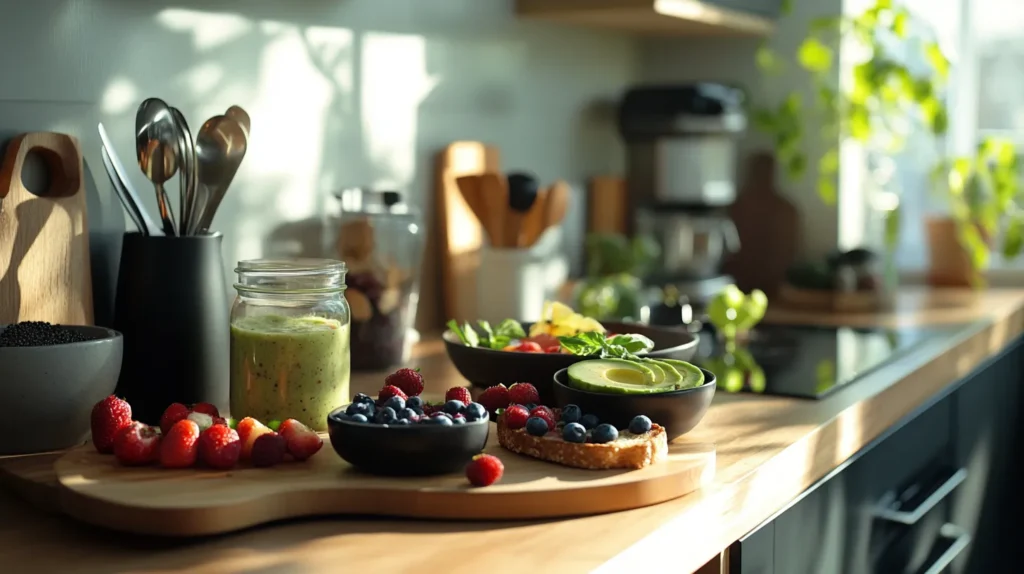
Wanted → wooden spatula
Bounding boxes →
[478,172,508,248]
[520,187,549,247]
[544,180,570,230]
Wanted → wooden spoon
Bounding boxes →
[455,175,494,244]
[520,187,549,248]
[543,180,570,231]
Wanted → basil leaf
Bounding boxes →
[494,318,526,339]
[477,320,495,348]
[607,333,655,354]
[462,322,479,348]
[490,335,511,350]
[558,335,600,356]
[447,319,475,347]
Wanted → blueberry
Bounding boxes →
[525,403,537,411]
[345,403,360,416]
[580,413,600,430]
[443,400,465,415]
[590,424,618,444]
[393,418,411,426]
[526,416,549,437]
[451,416,466,425]
[398,408,418,421]
[384,396,406,412]
[350,413,369,423]
[562,422,587,443]
[354,393,374,405]
[374,406,397,424]
[628,415,653,434]
[427,415,454,426]
[350,401,374,418]
[412,407,425,416]
[335,412,351,421]
[561,404,582,424]
[464,402,487,421]
[406,396,424,410]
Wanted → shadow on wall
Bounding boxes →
[1,0,633,328]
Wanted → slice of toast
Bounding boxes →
[496,413,668,470]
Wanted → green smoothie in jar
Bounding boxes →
[230,315,350,430]
[230,259,352,431]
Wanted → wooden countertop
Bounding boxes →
[4,288,1024,574]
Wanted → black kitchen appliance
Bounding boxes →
[691,324,970,399]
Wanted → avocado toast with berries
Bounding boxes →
[496,403,668,470]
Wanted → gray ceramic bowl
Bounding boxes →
[0,325,123,455]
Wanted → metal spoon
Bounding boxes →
[136,98,180,236]
[169,108,198,235]
[98,122,160,235]
[225,105,251,138]
[194,115,248,232]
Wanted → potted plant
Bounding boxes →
[752,0,1021,286]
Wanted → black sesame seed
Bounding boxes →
[0,321,93,347]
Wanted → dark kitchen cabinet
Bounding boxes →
[728,332,1024,574]
[949,338,1024,573]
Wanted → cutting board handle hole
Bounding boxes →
[19,150,55,198]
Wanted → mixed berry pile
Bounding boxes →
[336,368,488,427]
[502,398,654,445]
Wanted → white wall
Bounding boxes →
[1,0,639,327]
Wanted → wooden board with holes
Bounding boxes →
[0,132,93,326]
[53,430,714,536]
[435,142,500,324]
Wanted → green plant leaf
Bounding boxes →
[756,44,784,75]
[891,8,909,37]
[798,37,834,73]
[817,177,838,204]
[848,104,872,141]
[924,42,950,79]
[780,0,793,16]
[787,153,808,180]
[1003,215,1024,259]
[493,318,525,339]
[819,148,840,175]
[884,204,901,250]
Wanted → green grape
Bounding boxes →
[748,366,767,393]
[720,284,745,309]
[707,292,734,331]
[721,367,745,393]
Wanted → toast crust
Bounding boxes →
[496,416,668,470]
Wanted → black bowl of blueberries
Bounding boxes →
[327,393,490,476]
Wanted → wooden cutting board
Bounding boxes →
[435,142,500,325]
[0,132,93,326]
[53,431,715,536]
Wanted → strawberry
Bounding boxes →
[191,402,220,418]
[445,386,472,405]
[384,367,424,397]
[278,419,323,461]
[90,395,132,454]
[113,422,161,466]
[251,432,288,467]
[237,417,274,460]
[465,454,504,487]
[159,403,191,434]
[160,419,201,468]
[477,384,511,413]
[187,411,215,432]
[377,385,408,404]
[509,383,540,406]
[198,424,241,470]
[212,416,228,427]
[529,405,557,430]
[515,341,543,353]
[503,404,530,430]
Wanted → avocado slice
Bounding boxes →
[643,360,666,385]
[645,359,682,385]
[653,359,706,389]
[568,359,681,395]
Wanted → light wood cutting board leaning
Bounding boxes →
[0,132,94,326]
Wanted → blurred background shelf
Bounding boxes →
[515,0,776,37]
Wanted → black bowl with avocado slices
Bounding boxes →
[552,361,715,441]
[443,321,699,403]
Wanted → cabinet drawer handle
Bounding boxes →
[920,524,971,574]
[874,466,967,525]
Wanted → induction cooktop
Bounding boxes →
[690,323,972,399]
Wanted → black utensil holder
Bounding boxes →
[113,232,229,424]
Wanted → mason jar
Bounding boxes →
[230,258,351,431]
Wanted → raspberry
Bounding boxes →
[503,405,530,430]
[251,432,288,467]
[159,403,191,435]
[198,425,241,470]
[509,383,540,406]
[515,341,543,353]
[465,454,504,487]
[237,417,273,460]
[113,422,161,466]
[191,403,220,418]
[278,419,324,461]
[160,419,201,468]
[384,367,424,397]
[530,406,557,430]
[90,396,133,454]
[477,384,511,413]
[445,386,472,405]
[378,385,408,404]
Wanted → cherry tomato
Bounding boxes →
[544,345,562,354]
[516,341,544,353]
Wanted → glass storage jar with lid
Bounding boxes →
[230,258,350,431]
